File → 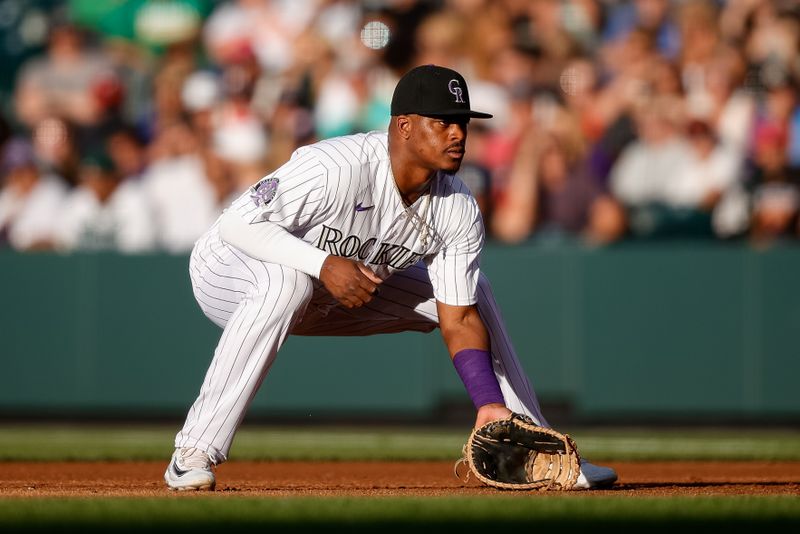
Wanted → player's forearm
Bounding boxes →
[218,209,329,278]
[437,304,489,357]
[437,302,505,411]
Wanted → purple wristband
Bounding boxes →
[452,349,505,409]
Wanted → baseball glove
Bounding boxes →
[455,413,581,491]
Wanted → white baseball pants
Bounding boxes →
[176,227,549,463]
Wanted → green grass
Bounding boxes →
[0,425,799,462]
[0,496,798,531]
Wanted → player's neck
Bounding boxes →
[394,173,434,205]
[388,140,436,205]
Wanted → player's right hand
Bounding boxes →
[319,256,382,308]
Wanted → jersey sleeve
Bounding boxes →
[426,195,485,307]
[229,146,328,232]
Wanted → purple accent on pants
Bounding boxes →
[453,349,505,409]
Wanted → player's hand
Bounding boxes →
[319,256,382,308]
[474,403,512,429]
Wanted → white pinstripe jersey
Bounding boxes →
[229,131,484,306]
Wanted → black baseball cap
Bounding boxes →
[391,65,493,119]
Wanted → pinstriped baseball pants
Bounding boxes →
[177,228,549,463]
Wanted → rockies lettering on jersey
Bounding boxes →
[315,224,424,270]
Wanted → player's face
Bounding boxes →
[412,115,469,173]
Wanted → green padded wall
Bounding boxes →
[1,242,798,420]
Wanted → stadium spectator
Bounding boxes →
[671,120,744,214]
[602,0,680,59]
[493,111,625,244]
[748,112,799,242]
[30,117,80,187]
[182,71,222,148]
[203,0,318,74]
[106,126,148,182]
[610,95,714,237]
[0,138,67,250]
[14,24,123,135]
[52,151,155,252]
[142,121,224,253]
[139,47,196,142]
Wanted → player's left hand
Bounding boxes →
[456,413,581,491]
[474,402,512,429]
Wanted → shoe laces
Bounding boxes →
[177,447,214,470]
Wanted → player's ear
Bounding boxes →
[396,115,412,139]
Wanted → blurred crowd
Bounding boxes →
[1,0,799,253]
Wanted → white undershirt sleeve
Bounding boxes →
[218,209,329,278]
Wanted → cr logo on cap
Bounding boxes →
[448,79,465,104]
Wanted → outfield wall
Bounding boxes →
[1,242,798,421]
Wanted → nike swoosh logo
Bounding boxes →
[355,202,374,212]
[172,462,189,477]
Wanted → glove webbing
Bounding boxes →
[455,414,581,491]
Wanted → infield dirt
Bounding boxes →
[1,461,798,497]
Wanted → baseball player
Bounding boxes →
[165,65,617,491]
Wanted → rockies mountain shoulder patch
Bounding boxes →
[250,177,280,207]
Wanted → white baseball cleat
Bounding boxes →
[574,460,618,489]
[164,447,216,491]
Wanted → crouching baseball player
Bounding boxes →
[165,65,617,491]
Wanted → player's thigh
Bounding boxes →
[189,232,260,328]
[292,262,440,336]
[347,263,495,333]
[376,262,439,322]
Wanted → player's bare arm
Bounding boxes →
[437,301,512,428]
[436,301,487,354]
[319,256,382,309]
